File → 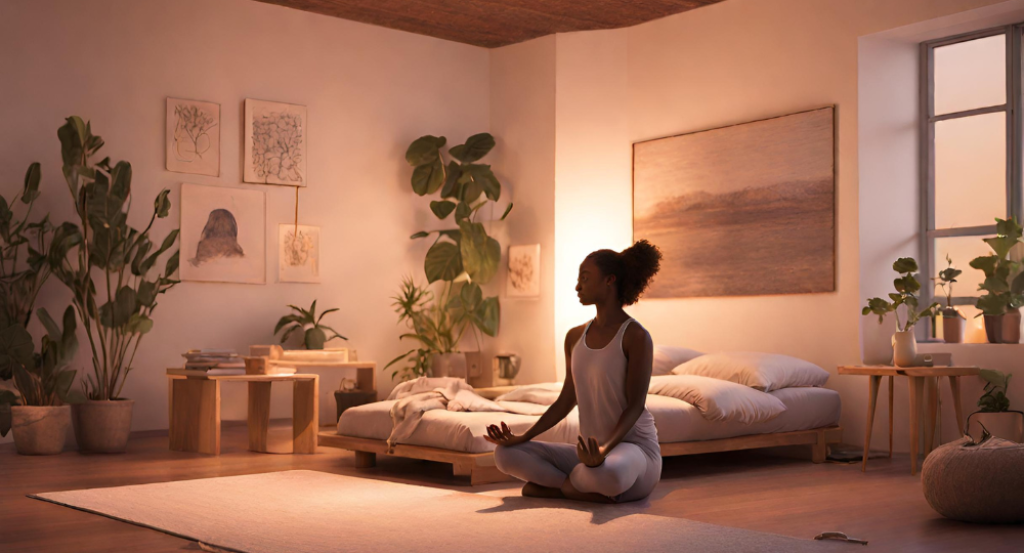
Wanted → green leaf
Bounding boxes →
[448,133,495,163]
[318,324,348,341]
[463,164,500,201]
[501,202,513,221]
[440,229,462,245]
[280,324,302,344]
[411,158,444,196]
[430,201,457,220]
[454,201,471,223]
[985,235,1020,260]
[36,308,62,344]
[137,280,158,308]
[304,327,326,349]
[110,161,132,200]
[460,282,482,311]
[405,135,446,166]
[0,324,33,380]
[970,255,1000,277]
[440,161,462,199]
[130,238,153,276]
[126,313,153,334]
[980,369,1010,388]
[460,180,483,204]
[274,314,301,335]
[140,229,180,276]
[473,296,500,337]
[317,308,339,324]
[21,162,41,204]
[995,217,1024,241]
[99,286,138,328]
[424,241,463,283]
[976,293,1009,316]
[459,221,501,284]
[410,231,430,239]
[154,188,171,218]
[165,250,180,278]
[892,257,918,274]
[981,275,1010,294]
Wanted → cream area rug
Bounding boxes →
[31,470,845,553]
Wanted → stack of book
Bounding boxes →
[182,349,246,375]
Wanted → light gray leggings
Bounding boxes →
[493,441,661,503]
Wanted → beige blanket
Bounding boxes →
[386,377,505,452]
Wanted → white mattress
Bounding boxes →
[336,387,841,454]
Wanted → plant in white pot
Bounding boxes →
[862,257,940,367]
[384,133,512,382]
[50,116,180,453]
[969,217,1024,344]
[274,300,348,350]
[933,254,965,343]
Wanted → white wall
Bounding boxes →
[0,0,490,438]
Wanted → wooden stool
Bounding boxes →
[167,370,319,455]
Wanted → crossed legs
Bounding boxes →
[494,441,652,503]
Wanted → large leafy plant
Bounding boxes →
[274,300,348,350]
[50,116,180,401]
[862,257,940,332]
[970,217,1024,316]
[0,307,83,436]
[390,133,512,377]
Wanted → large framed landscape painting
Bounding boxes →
[633,107,835,299]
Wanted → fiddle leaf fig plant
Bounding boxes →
[49,116,180,401]
[401,132,511,348]
[970,217,1024,316]
[274,300,348,350]
[862,257,940,332]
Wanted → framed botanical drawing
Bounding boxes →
[506,244,540,298]
[179,183,266,284]
[633,106,835,299]
[278,224,320,283]
[243,99,307,186]
[166,98,220,177]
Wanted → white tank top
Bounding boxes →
[570,317,660,459]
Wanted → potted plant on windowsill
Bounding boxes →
[933,254,965,343]
[50,117,180,453]
[862,257,940,366]
[384,133,512,381]
[966,369,1023,442]
[969,217,1024,344]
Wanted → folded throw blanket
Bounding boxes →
[386,377,505,452]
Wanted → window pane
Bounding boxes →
[934,34,1006,115]
[934,113,1006,229]
[934,235,995,299]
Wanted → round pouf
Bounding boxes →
[922,437,1024,523]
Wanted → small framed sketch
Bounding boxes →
[244,99,307,186]
[506,244,540,298]
[179,183,266,284]
[166,98,220,177]
[279,224,320,283]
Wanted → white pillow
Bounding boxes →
[652,345,704,376]
[670,352,829,392]
[648,375,786,424]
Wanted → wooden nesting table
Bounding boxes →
[167,369,319,455]
[837,365,979,475]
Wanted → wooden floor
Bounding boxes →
[2,422,1022,553]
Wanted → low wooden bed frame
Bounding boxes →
[317,425,843,485]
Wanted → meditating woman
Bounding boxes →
[485,240,663,503]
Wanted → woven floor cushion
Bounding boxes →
[922,436,1024,524]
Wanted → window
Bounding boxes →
[921,27,1023,338]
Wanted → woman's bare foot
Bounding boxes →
[560,478,617,504]
[521,482,565,499]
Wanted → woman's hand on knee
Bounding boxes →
[576,436,606,467]
[484,422,528,447]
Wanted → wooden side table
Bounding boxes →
[166,370,319,455]
[837,365,979,475]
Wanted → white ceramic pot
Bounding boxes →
[430,353,467,379]
[892,330,918,367]
[11,405,71,455]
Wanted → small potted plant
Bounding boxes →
[862,257,940,366]
[933,254,965,343]
[969,217,1024,344]
[274,300,347,350]
[966,369,1023,442]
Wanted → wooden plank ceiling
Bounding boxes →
[253,0,726,48]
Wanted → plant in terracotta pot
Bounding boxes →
[273,300,348,349]
[0,307,84,455]
[862,257,940,366]
[49,116,180,453]
[385,133,511,381]
[0,162,83,454]
[966,369,1023,442]
[969,217,1024,344]
[933,254,965,343]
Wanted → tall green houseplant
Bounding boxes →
[387,133,512,379]
[970,217,1024,316]
[50,116,180,401]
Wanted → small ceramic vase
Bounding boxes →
[892,330,918,367]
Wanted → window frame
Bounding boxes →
[919,25,1024,339]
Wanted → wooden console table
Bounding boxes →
[837,365,979,475]
[166,370,319,455]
